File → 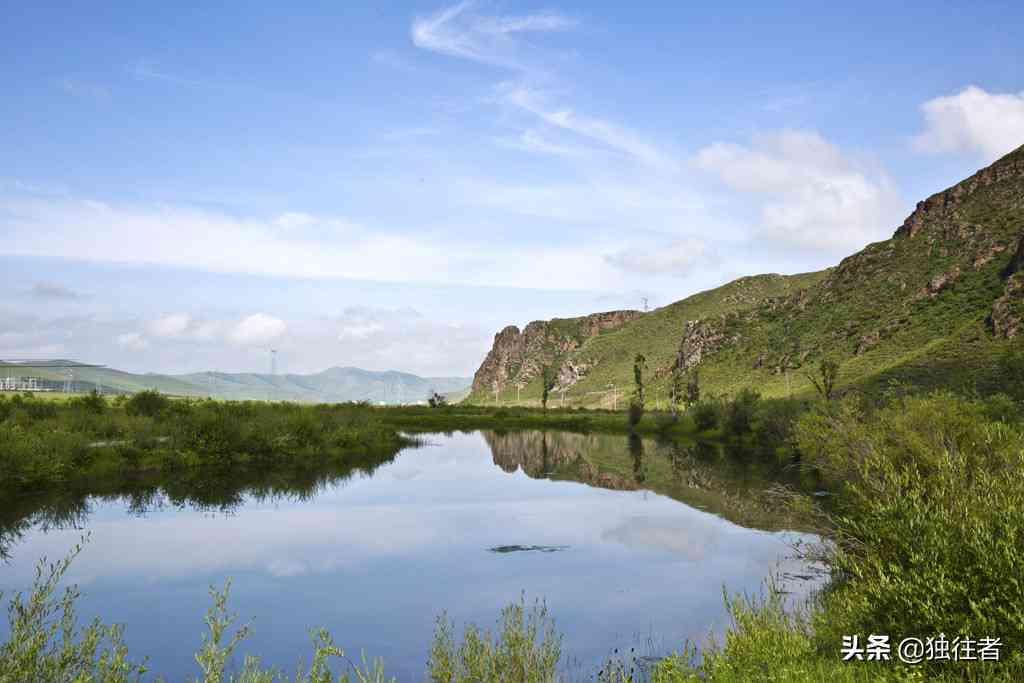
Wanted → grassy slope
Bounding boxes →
[468,145,1024,407]
[468,272,827,406]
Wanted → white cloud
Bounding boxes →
[693,130,902,251]
[115,332,148,350]
[913,85,1024,162]
[411,1,575,70]
[0,196,657,290]
[229,313,287,346]
[146,313,191,338]
[605,238,709,276]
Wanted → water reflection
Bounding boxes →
[1,431,821,680]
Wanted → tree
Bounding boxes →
[541,366,556,410]
[668,367,685,416]
[725,388,760,438]
[632,354,647,406]
[428,391,447,408]
[808,358,840,401]
[685,369,701,406]
[629,354,647,428]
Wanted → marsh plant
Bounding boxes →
[427,596,561,682]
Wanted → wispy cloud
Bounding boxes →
[128,60,208,88]
[500,85,677,171]
[58,78,111,101]
[492,129,592,158]
[411,1,575,70]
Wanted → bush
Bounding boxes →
[691,400,720,432]
[69,390,107,415]
[724,389,760,438]
[124,390,170,418]
[795,392,1024,676]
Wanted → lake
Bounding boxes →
[0,430,822,680]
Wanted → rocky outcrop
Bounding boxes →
[990,234,1024,339]
[895,144,1024,239]
[990,275,1024,338]
[675,316,739,371]
[1003,233,1024,279]
[915,265,962,300]
[470,310,641,395]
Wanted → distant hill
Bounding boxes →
[177,367,471,403]
[0,362,471,404]
[468,143,1024,407]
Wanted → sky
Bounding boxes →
[2,1,1023,377]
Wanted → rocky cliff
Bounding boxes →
[470,310,642,396]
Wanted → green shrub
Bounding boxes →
[69,390,107,415]
[724,389,760,438]
[795,392,1024,676]
[124,390,170,418]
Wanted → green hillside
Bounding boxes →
[468,144,1024,407]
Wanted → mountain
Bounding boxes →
[0,362,471,404]
[177,367,471,403]
[467,144,1024,407]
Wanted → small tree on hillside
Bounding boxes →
[808,358,840,401]
[629,354,647,429]
[541,366,556,410]
[428,391,447,408]
[669,367,685,416]
[685,369,701,406]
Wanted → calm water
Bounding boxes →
[0,431,821,680]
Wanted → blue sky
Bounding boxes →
[2,1,1023,376]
